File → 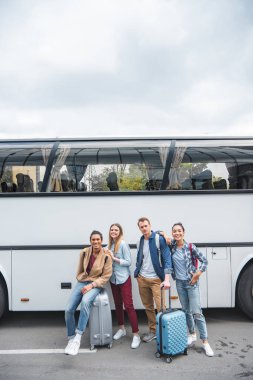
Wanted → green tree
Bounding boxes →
[1,166,12,183]
[87,163,148,191]
[119,164,148,191]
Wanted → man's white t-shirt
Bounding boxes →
[139,239,158,278]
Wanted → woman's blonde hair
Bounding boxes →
[108,223,123,254]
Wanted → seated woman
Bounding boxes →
[64,230,112,356]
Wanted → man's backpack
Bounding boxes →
[155,233,162,267]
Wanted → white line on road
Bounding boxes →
[0,348,97,355]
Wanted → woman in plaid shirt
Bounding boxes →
[162,222,214,357]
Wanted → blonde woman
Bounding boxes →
[108,223,141,349]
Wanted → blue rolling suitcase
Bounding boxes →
[156,288,188,363]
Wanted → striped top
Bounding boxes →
[171,247,188,280]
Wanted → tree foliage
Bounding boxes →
[87,164,148,191]
[86,162,209,192]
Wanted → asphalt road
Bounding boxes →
[0,308,252,380]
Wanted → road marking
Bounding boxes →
[0,348,97,355]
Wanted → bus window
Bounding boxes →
[48,141,171,192]
[167,140,253,190]
[0,142,52,193]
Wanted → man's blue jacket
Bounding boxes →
[134,231,172,281]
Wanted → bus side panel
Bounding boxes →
[12,250,80,311]
[0,194,252,247]
[207,247,232,307]
[199,250,207,308]
[0,251,12,309]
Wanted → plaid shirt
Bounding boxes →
[170,240,208,281]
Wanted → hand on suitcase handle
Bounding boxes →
[160,280,171,290]
[161,285,172,311]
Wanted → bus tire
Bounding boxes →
[237,263,253,320]
[0,279,7,319]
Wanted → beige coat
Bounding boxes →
[76,246,112,288]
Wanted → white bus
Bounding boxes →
[0,137,252,320]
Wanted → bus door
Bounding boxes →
[207,247,232,307]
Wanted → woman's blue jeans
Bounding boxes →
[176,279,208,340]
[65,281,101,338]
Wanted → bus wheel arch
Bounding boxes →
[0,273,8,319]
[236,259,253,320]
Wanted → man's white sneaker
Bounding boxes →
[187,333,197,346]
[64,339,74,355]
[113,328,126,340]
[202,342,214,357]
[68,340,80,356]
[131,335,141,349]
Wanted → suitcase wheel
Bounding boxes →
[107,342,113,349]
[165,357,172,364]
[155,352,161,358]
[90,345,95,351]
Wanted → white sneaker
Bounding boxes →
[131,335,141,349]
[68,340,80,356]
[64,339,74,355]
[203,342,214,357]
[187,333,197,346]
[113,328,126,340]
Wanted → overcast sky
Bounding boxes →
[0,0,253,139]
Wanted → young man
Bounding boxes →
[134,217,172,342]
[64,230,112,355]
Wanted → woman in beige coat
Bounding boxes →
[64,230,112,356]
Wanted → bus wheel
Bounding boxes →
[237,263,253,320]
[0,280,7,319]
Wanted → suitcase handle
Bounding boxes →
[161,285,172,312]
[159,286,172,355]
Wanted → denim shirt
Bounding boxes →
[170,240,208,281]
[109,240,131,285]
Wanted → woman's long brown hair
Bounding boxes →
[108,223,123,254]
